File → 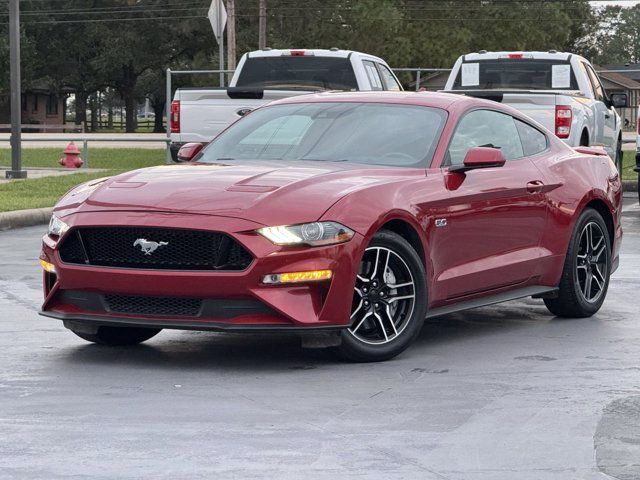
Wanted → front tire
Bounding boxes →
[544,208,611,318]
[71,326,162,346]
[339,230,427,362]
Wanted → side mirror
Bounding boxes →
[610,93,628,109]
[450,146,506,173]
[176,142,204,162]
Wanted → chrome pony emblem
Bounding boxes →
[133,238,169,255]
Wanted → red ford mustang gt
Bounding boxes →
[39,92,623,361]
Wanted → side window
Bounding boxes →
[376,64,402,91]
[447,110,524,166]
[515,119,548,156]
[586,65,605,101]
[579,62,595,98]
[363,60,383,91]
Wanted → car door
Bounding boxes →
[584,63,616,153]
[431,109,549,301]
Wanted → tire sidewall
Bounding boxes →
[340,230,427,362]
[568,209,611,315]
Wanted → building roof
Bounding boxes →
[598,70,640,89]
[603,63,640,82]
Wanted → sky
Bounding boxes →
[591,1,640,6]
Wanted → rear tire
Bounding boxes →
[544,208,611,318]
[71,326,162,346]
[339,230,427,362]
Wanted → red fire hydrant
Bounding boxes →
[59,142,84,168]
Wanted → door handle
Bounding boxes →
[605,113,611,119]
[526,180,545,193]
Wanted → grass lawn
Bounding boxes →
[0,148,164,170]
[0,149,637,214]
[0,170,128,212]
[0,148,166,213]
[622,151,637,182]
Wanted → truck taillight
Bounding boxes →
[170,100,180,133]
[555,105,572,139]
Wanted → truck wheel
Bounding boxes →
[71,326,162,346]
[544,208,610,318]
[580,131,589,147]
[615,137,623,174]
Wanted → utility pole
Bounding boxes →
[7,0,26,179]
[258,0,266,50]
[226,0,236,74]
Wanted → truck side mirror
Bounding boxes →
[610,93,627,108]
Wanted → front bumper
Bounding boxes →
[40,211,363,331]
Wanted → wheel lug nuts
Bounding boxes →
[375,303,379,309]
[380,291,386,297]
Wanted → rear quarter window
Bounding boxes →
[515,120,548,156]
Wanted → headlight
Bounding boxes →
[257,221,354,246]
[48,215,70,237]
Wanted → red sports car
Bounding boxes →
[40,92,623,361]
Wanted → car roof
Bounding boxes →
[267,90,485,111]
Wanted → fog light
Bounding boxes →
[40,259,56,274]
[263,269,332,284]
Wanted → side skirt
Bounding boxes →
[426,286,558,319]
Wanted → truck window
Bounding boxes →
[452,59,579,91]
[584,64,605,101]
[376,64,402,91]
[235,56,358,91]
[363,60,383,91]
[447,110,524,165]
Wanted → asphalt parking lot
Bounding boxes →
[1,196,639,480]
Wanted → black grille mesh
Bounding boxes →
[59,227,252,271]
[104,294,202,317]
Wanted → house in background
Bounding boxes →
[599,65,640,129]
[0,85,72,132]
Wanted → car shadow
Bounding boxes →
[58,298,568,371]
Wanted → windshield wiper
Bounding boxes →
[301,158,349,162]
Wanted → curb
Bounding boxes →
[0,207,52,232]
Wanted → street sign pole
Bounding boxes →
[208,0,227,87]
[218,0,224,87]
[7,0,26,179]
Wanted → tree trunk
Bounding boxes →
[124,92,136,133]
[152,98,165,133]
[75,91,87,127]
[89,93,98,132]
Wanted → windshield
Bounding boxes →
[198,102,447,168]
[452,59,579,90]
[235,57,358,90]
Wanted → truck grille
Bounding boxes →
[104,294,202,317]
[59,227,253,271]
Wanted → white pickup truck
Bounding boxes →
[169,48,403,160]
[443,51,627,170]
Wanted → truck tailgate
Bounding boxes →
[442,89,583,134]
[500,93,558,133]
[176,89,313,143]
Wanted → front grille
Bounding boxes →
[59,227,253,271]
[105,294,202,317]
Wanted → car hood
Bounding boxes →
[55,162,416,226]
